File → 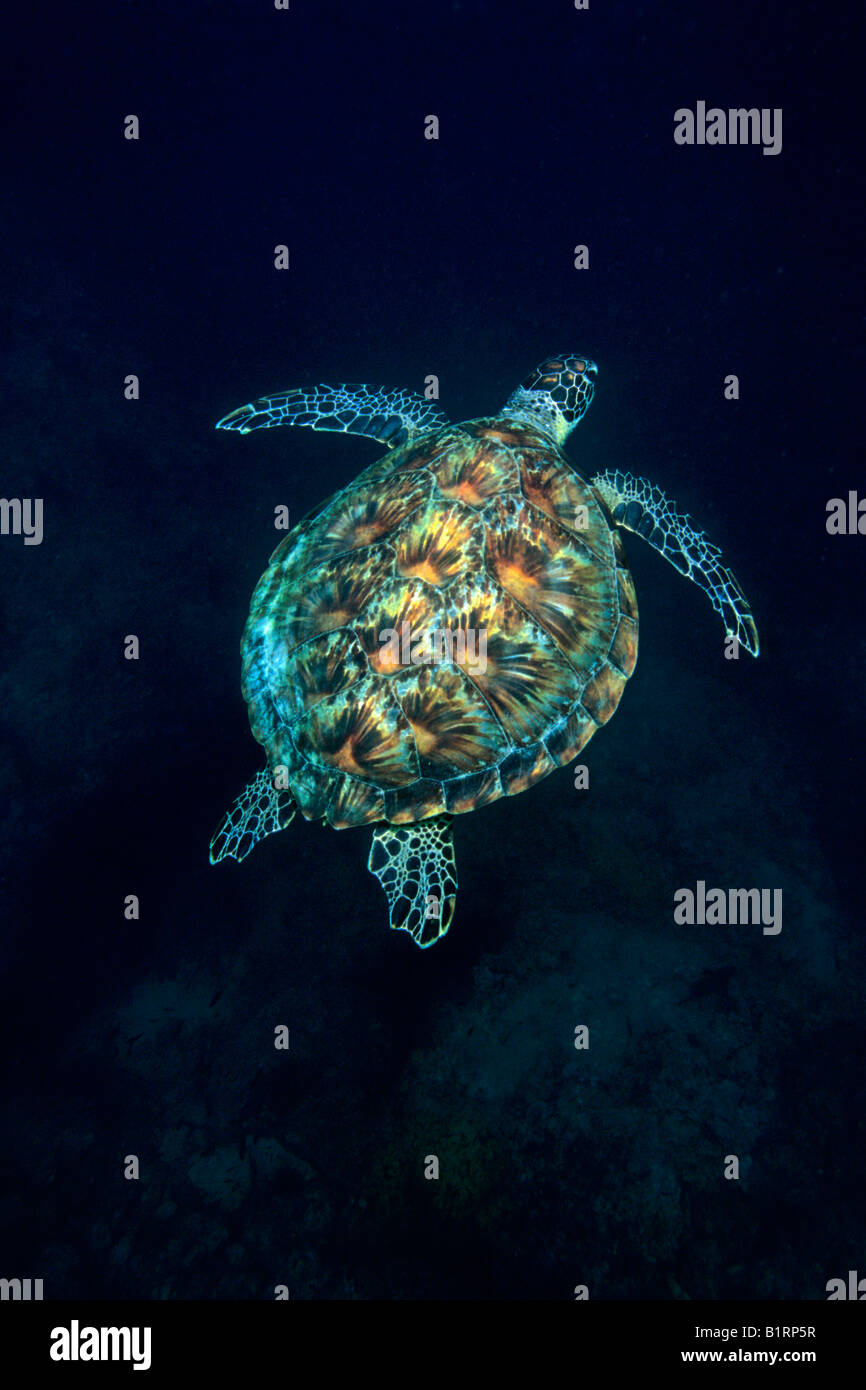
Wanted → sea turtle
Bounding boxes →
[210,355,758,946]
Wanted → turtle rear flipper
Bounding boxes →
[592,470,759,657]
[216,384,449,448]
[368,818,457,947]
[210,769,296,864]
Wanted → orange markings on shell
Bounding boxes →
[581,663,627,726]
[609,615,638,678]
[239,417,639,826]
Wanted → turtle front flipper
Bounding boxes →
[368,817,457,947]
[216,384,449,448]
[592,470,759,657]
[210,769,296,864]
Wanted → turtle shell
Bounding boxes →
[240,419,638,829]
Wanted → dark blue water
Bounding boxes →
[0,0,863,1299]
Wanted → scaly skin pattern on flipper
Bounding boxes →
[216,384,449,447]
[209,769,295,864]
[238,417,637,830]
[368,816,457,946]
[592,470,759,656]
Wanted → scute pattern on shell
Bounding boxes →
[239,418,638,827]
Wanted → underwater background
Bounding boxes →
[0,0,863,1299]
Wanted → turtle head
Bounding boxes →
[503,354,597,444]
